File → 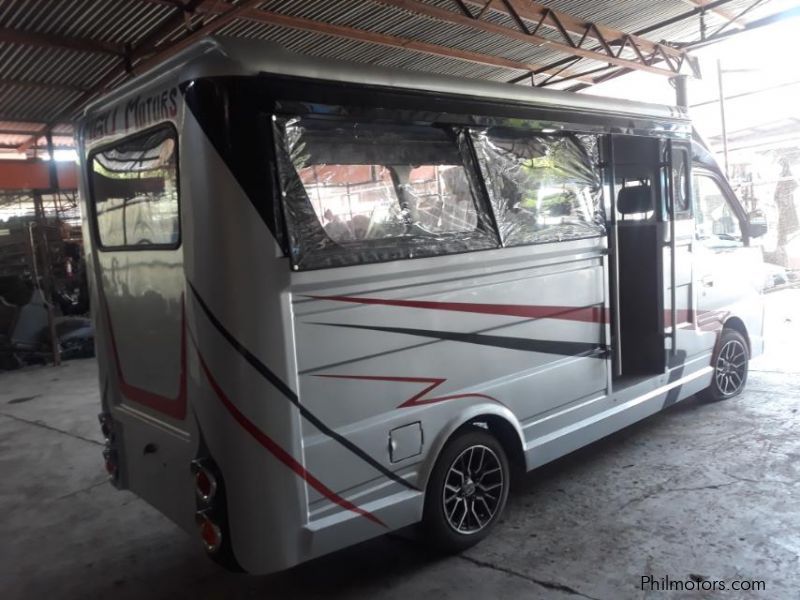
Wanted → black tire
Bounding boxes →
[422,427,510,553]
[699,328,749,402]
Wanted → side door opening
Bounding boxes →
[605,135,666,379]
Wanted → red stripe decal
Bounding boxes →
[315,374,505,409]
[309,295,607,323]
[103,296,187,420]
[312,295,724,334]
[191,337,385,528]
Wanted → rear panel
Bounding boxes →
[79,85,199,533]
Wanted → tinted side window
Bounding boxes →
[90,126,179,249]
[694,174,743,248]
[276,117,498,270]
[471,128,604,246]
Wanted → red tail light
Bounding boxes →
[196,511,222,553]
[191,460,217,504]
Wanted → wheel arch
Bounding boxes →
[418,404,525,493]
[723,316,750,354]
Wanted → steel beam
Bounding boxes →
[677,4,800,49]
[566,4,800,91]
[529,0,739,84]
[373,0,689,78]
[130,0,212,62]
[0,160,78,191]
[0,130,42,137]
[0,26,124,55]
[143,0,591,81]
[239,9,591,81]
[683,0,746,29]
[0,143,73,150]
[0,78,87,95]
[129,1,287,74]
[184,0,696,79]
[464,0,696,71]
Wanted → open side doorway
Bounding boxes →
[604,135,666,381]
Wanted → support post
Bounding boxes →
[717,59,730,178]
[45,130,59,191]
[31,192,61,367]
[673,74,689,109]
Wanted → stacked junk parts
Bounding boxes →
[0,176,94,370]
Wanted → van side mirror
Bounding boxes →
[747,210,768,238]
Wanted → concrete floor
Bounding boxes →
[2,290,799,600]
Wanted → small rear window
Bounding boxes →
[90,125,180,250]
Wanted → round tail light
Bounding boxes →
[191,462,218,504]
[196,511,222,553]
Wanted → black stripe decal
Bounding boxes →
[662,350,688,408]
[311,321,607,358]
[187,282,417,491]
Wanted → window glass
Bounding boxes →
[300,163,477,243]
[277,117,497,270]
[694,174,742,247]
[90,126,179,249]
[667,147,691,218]
[470,128,604,246]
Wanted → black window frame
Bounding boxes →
[87,122,181,252]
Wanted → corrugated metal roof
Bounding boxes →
[0,0,174,46]
[0,0,790,153]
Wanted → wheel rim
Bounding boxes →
[442,444,504,535]
[715,339,747,397]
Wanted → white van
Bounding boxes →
[78,38,766,574]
